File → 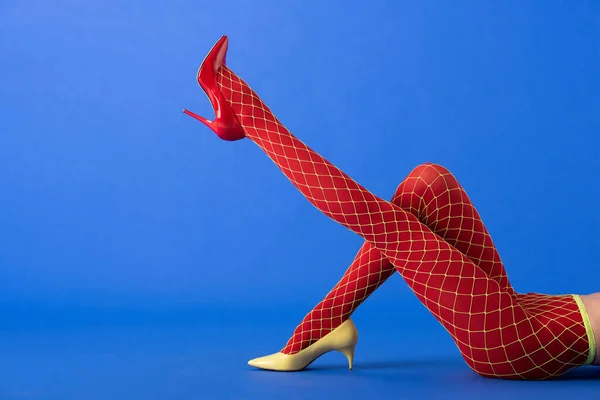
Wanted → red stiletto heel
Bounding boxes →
[183,35,245,141]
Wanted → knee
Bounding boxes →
[392,163,456,201]
[408,163,452,185]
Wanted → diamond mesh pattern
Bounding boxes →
[214,66,591,379]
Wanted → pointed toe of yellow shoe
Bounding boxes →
[247,319,358,372]
[247,352,297,371]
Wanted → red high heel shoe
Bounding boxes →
[183,35,246,141]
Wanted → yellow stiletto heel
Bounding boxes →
[248,319,359,371]
[339,344,356,370]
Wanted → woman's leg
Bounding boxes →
[282,163,514,354]
[213,65,591,379]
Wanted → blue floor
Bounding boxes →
[2,308,599,399]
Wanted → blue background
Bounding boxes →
[1,0,599,398]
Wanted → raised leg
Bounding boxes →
[282,163,514,354]
[212,64,590,379]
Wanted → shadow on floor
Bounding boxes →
[259,356,600,381]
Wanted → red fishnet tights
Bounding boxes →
[215,66,592,380]
[281,162,512,355]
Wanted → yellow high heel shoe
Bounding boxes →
[247,319,358,371]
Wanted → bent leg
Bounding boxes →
[396,163,514,294]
